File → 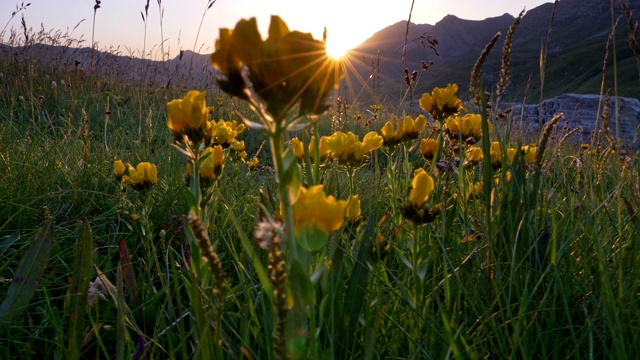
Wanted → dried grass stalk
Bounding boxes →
[470,32,501,106]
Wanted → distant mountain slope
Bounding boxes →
[345,0,640,104]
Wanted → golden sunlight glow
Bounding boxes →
[325,38,350,60]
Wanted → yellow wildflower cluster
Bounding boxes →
[166,90,208,143]
[114,161,158,191]
[229,140,247,160]
[380,115,427,147]
[460,142,521,169]
[489,142,518,168]
[444,113,492,142]
[369,104,383,113]
[326,131,383,166]
[291,185,349,235]
[207,119,246,148]
[419,83,464,122]
[245,157,259,170]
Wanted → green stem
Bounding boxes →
[348,168,356,196]
[269,127,298,256]
[385,149,396,196]
[412,224,423,317]
[190,142,203,219]
[410,224,423,354]
[402,142,411,182]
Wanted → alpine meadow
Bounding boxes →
[2,0,640,358]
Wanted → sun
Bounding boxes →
[325,38,351,60]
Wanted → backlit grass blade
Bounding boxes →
[118,238,140,307]
[0,231,20,257]
[66,218,95,360]
[0,219,54,322]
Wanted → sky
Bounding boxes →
[1,0,551,59]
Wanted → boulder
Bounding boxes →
[506,93,640,145]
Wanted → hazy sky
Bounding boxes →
[1,0,551,59]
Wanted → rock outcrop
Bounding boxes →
[507,93,640,145]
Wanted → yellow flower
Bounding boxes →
[490,143,518,168]
[420,138,438,160]
[290,137,305,160]
[200,145,225,181]
[310,136,332,162]
[444,117,460,133]
[459,114,484,140]
[207,119,245,147]
[113,160,125,181]
[327,131,383,166]
[408,168,434,209]
[166,90,208,142]
[209,28,247,99]
[345,195,362,224]
[455,181,485,203]
[472,182,484,196]
[369,104,383,113]
[506,148,518,165]
[580,143,590,150]
[419,84,464,121]
[380,120,403,147]
[124,162,158,191]
[490,141,502,166]
[210,16,343,120]
[291,185,348,234]
[521,145,537,165]
[465,146,483,165]
[495,170,512,185]
[380,115,427,147]
[230,140,245,152]
[246,157,259,169]
[402,115,427,140]
[445,114,490,142]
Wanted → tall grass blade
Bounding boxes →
[66,218,95,360]
[118,238,139,307]
[116,264,126,360]
[0,219,54,322]
[338,215,375,357]
[0,231,20,257]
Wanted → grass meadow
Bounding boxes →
[1,1,640,359]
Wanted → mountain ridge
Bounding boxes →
[344,0,640,104]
